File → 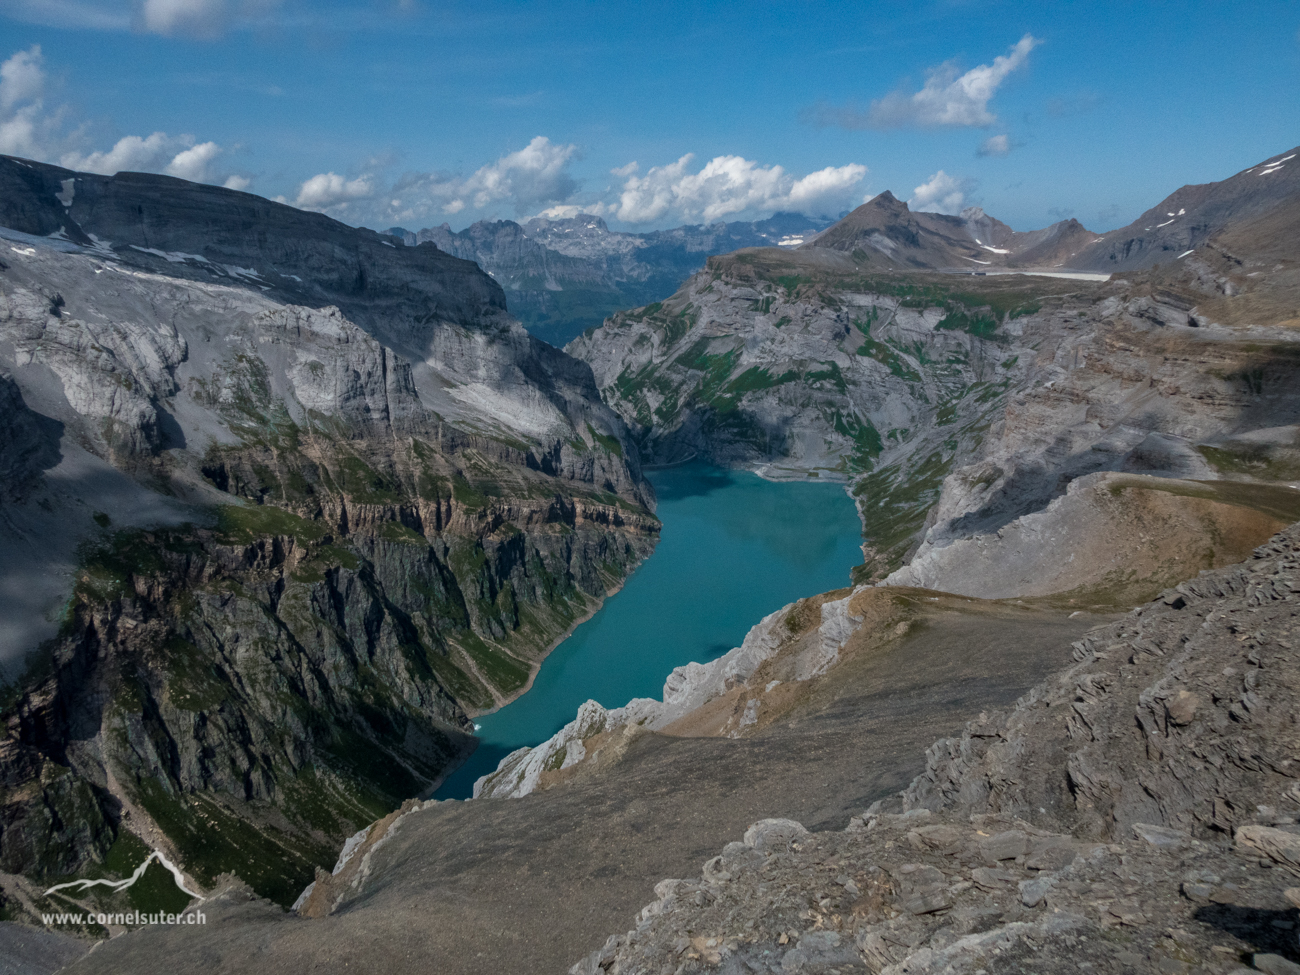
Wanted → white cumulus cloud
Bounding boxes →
[532,204,602,221]
[287,140,868,231]
[1,44,241,188]
[141,0,228,37]
[614,154,867,224]
[808,34,1038,130]
[62,131,177,173]
[165,139,223,181]
[459,135,578,210]
[977,134,1012,157]
[910,171,975,215]
[0,45,62,159]
[0,43,44,110]
[384,135,580,220]
[295,172,375,208]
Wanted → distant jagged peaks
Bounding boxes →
[803,190,1001,270]
[800,144,1300,273]
[375,211,836,345]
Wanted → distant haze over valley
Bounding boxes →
[384,212,833,345]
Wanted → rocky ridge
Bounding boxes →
[1069,145,1300,273]
[573,524,1300,975]
[802,191,1095,273]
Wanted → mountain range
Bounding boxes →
[2,144,1300,975]
[801,145,1300,274]
[384,212,833,346]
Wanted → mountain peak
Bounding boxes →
[866,190,905,210]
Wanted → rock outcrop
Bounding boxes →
[565,247,1023,490]
[0,372,60,500]
[474,594,857,799]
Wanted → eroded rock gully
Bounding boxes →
[575,524,1300,975]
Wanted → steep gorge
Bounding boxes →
[0,155,658,909]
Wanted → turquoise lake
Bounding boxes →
[434,462,864,799]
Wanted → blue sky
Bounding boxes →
[0,1,1297,233]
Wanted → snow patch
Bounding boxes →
[447,381,566,440]
[981,244,1010,254]
[1177,250,1194,259]
[130,245,209,264]
[55,179,75,207]
[1155,219,1174,228]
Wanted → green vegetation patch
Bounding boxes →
[215,505,327,546]
[455,630,530,694]
[830,411,884,472]
[290,543,360,583]
[856,335,922,383]
[1196,442,1300,482]
[936,307,999,338]
[379,521,429,545]
[451,474,489,510]
[852,448,956,581]
[337,455,404,505]
[73,530,166,603]
[586,423,624,458]
[805,361,847,393]
[132,778,334,908]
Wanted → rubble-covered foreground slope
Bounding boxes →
[48,587,1099,974]
[577,524,1300,975]
[0,155,658,909]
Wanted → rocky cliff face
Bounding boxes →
[1069,144,1300,272]
[0,155,658,907]
[564,246,1029,494]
